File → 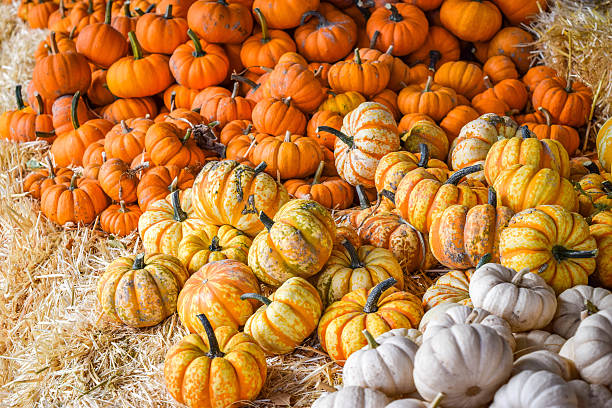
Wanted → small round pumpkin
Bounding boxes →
[23,157,73,200]
[327,49,391,98]
[570,309,612,386]
[439,0,501,42]
[99,201,142,237]
[552,285,612,339]
[397,76,458,122]
[422,268,474,310]
[366,3,428,56]
[490,370,579,408]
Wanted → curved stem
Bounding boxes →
[187,29,205,57]
[208,236,222,252]
[423,75,433,92]
[311,161,324,186]
[122,2,131,17]
[127,31,142,60]
[551,246,597,261]
[259,211,274,231]
[428,50,441,71]
[132,253,145,269]
[253,8,269,43]
[34,92,45,115]
[104,0,112,25]
[511,268,530,285]
[362,329,379,349]
[317,126,353,148]
[353,48,362,65]
[369,30,380,49]
[429,393,445,408]
[363,277,396,313]
[87,0,93,14]
[14,85,25,110]
[385,3,403,22]
[163,4,172,19]
[231,73,258,90]
[182,129,192,144]
[518,125,533,139]
[417,143,429,168]
[476,253,492,269]
[240,293,272,306]
[170,189,187,222]
[68,173,78,191]
[342,239,363,269]
[120,120,130,134]
[48,31,59,54]
[444,164,483,185]
[230,82,239,99]
[46,156,56,178]
[380,189,395,204]
[253,161,267,175]
[356,185,369,209]
[196,314,225,358]
[483,76,493,89]
[300,10,328,27]
[537,106,552,126]
[144,3,155,13]
[70,91,81,130]
[487,187,497,207]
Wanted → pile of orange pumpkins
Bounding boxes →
[4,0,612,406]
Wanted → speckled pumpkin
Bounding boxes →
[248,199,336,286]
[242,277,323,354]
[576,161,612,218]
[422,269,474,310]
[500,205,598,293]
[318,278,424,365]
[164,314,266,408]
[97,253,189,327]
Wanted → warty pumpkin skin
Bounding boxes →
[138,189,207,257]
[241,277,323,354]
[97,253,189,327]
[499,205,598,294]
[164,314,266,408]
[177,225,251,275]
[422,268,473,310]
[590,211,612,289]
[318,278,423,365]
[99,201,142,237]
[366,3,429,57]
[317,239,404,306]
[576,161,612,218]
[177,260,260,332]
[248,199,336,286]
[187,0,253,44]
[327,49,391,98]
[191,160,290,237]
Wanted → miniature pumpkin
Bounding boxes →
[514,330,566,358]
[523,65,558,93]
[251,97,307,135]
[576,161,612,217]
[400,119,449,161]
[422,269,473,310]
[590,211,612,288]
[23,158,73,200]
[319,91,366,117]
[144,122,207,167]
[327,49,391,98]
[483,55,519,83]
[187,0,252,44]
[97,158,141,202]
[99,201,142,236]
[571,309,612,386]
[312,386,390,408]
[567,379,612,408]
[597,117,612,172]
[136,165,195,211]
[397,77,458,122]
[366,3,428,56]
[532,77,593,128]
[252,0,319,29]
[284,161,354,210]
[487,27,534,74]
[490,370,579,408]
[552,285,612,339]
[408,26,460,69]
[440,0,501,42]
[439,105,479,143]
[433,60,486,99]
[97,253,189,327]
[524,107,580,156]
[104,118,151,164]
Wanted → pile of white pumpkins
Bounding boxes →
[313,263,612,408]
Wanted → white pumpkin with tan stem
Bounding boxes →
[312,386,390,408]
[413,324,513,408]
[514,330,566,358]
[469,263,557,332]
[343,330,418,397]
[552,285,612,338]
[423,305,515,350]
[571,309,612,386]
[491,370,579,408]
[512,350,578,381]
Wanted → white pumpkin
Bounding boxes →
[512,350,577,381]
[413,324,513,408]
[567,379,612,408]
[385,393,444,408]
[423,305,515,350]
[343,330,418,397]
[553,285,612,338]
[418,302,461,332]
[490,370,579,408]
[559,335,576,361]
[312,386,390,408]
[376,328,423,346]
[571,309,612,386]
[514,330,566,358]
[469,263,557,332]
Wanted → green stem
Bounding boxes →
[170,189,187,222]
[423,75,433,92]
[311,161,324,186]
[182,129,192,144]
[551,246,598,262]
[429,392,445,408]
[362,329,379,349]
[240,293,272,306]
[353,48,361,65]
[417,143,429,168]
[87,0,93,14]
[363,278,396,313]
[35,130,56,138]
[253,8,269,43]
[476,253,492,269]
[48,31,59,54]
[187,29,205,57]
[317,126,353,148]
[34,92,45,115]
[208,236,222,252]
[196,314,225,358]
[584,299,599,315]
[104,0,112,24]
[342,239,363,269]
[259,211,274,231]
[68,173,78,191]
[70,91,81,130]
[132,253,145,269]
[127,31,142,60]
[15,85,25,110]
[444,164,483,185]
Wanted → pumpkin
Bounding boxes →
[101,97,158,123]
[307,111,342,150]
[490,370,578,408]
[248,199,335,286]
[397,77,457,122]
[568,379,612,408]
[192,160,290,236]
[67,0,105,34]
[242,277,323,354]
[0,87,54,143]
[532,77,593,128]
[177,259,260,332]
[422,269,473,310]
[224,130,266,163]
[343,329,418,397]
[499,205,597,293]
[251,97,307,135]
[552,285,612,339]
[414,324,513,408]
[284,161,354,210]
[23,157,73,200]
[97,253,189,327]
[111,2,138,38]
[439,105,479,144]
[469,262,557,332]
[134,5,188,55]
[104,118,151,164]
[268,58,327,114]
[440,0,501,42]
[177,225,252,275]
[51,92,89,136]
[295,4,357,63]
[106,32,173,98]
[514,330,566,358]
[351,47,412,93]
[138,189,207,256]
[318,278,424,365]
[327,49,391,98]
[317,239,403,306]
[136,165,195,211]
[597,117,612,172]
[366,3,428,56]
[386,395,444,408]
[252,0,319,29]
[99,201,142,236]
[487,27,534,74]
[400,119,449,161]
[144,122,207,167]
[493,165,578,213]
[408,26,460,69]
[97,158,140,202]
[28,0,58,28]
[576,161,612,217]
[187,0,252,44]
[198,82,255,129]
[429,188,513,269]
[524,107,580,156]
[433,60,486,99]
[319,91,366,117]
[523,65,558,93]
[474,77,528,113]
[484,55,519,83]
[312,386,390,408]
[87,69,115,107]
[590,211,612,289]
[163,85,198,111]
[491,0,548,25]
[164,314,266,408]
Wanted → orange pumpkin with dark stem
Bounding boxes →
[34,27,76,61]
[284,161,354,210]
[104,118,151,163]
[32,31,92,101]
[23,157,73,200]
[532,77,593,128]
[267,56,326,113]
[67,0,105,35]
[524,107,580,156]
[136,165,195,211]
[307,110,342,150]
[398,112,434,133]
[106,32,173,98]
[144,122,207,167]
[483,55,519,84]
[98,158,141,202]
[252,0,319,29]
[474,76,528,112]
[41,173,110,225]
[169,29,230,90]
[111,2,138,38]
[351,46,412,93]
[51,93,89,136]
[75,0,127,68]
[487,27,534,74]
[433,60,486,99]
[251,97,307,135]
[0,87,54,143]
[328,48,390,97]
[239,8,296,74]
[366,3,428,56]
[135,5,188,54]
[187,0,252,44]
[219,119,253,146]
[82,140,105,170]
[439,105,479,143]
[440,0,501,42]
[163,85,198,111]
[397,76,458,121]
[408,25,460,69]
[523,65,557,93]
[100,200,142,236]
[199,82,255,129]
[224,128,263,162]
[101,97,158,123]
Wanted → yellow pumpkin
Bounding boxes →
[589,211,612,289]
[422,269,474,310]
[596,117,612,172]
[319,91,367,116]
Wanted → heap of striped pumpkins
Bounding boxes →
[4,0,612,406]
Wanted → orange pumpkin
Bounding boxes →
[163,85,198,110]
[267,56,326,113]
[98,158,140,202]
[23,157,73,200]
[483,55,519,84]
[523,65,557,93]
[51,93,89,136]
[440,0,501,42]
[251,0,319,29]
[104,118,152,163]
[532,77,593,128]
[408,25,461,69]
[366,3,428,56]
[433,60,486,99]
[136,164,195,211]
[524,107,580,156]
[135,5,188,54]
[101,97,158,123]
[100,201,142,236]
[284,161,354,210]
[187,0,253,44]
[307,110,342,150]
[397,76,458,121]
[251,97,307,135]
[327,48,391,97]
[439,105,479,143]
[487,27,534,73]
[87,69,115,107]
[144,122,207,167]
[199,82,255,128]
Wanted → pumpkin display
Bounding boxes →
[99,201,142,236]
[242,277,323,354]
[164,314,266,408]
[312,386,390,408]
[590,211,612,288]
[499,205,597,293]
[552,285,612,339]
[284,161,354,210]
[318,278,424,365]
[177,259,260,331]
[469,262,557,332]
[327,49,391,98]
[422,268,473,310]
[366,3,428,56]
[97,253,189,327]
[490,370,579,408]
[248,199,335,286]
[23,158,73,200]
[177,225,251,275]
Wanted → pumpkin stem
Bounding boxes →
[483,75,493,89]
[369,30,380,49]
[551,245,597,261]
[518,125,533,139]
[187,29,205,58]
[356,185,370,209]
[122,2,132,17]
[363,277,396,313]
[537,107,552,126]
[240,293,272,306]
[68,25,77,40]
[48,31,59,54]
[253,161,267,175]
[444,164,483,185]
[145,3,156,13]
[317,126,353,148]
[127,31,143,60]
[511,268,530,285]
[168,176,179,193]
[70,91,81,130]
[476,253,492,269]
[487,187,497,207]
[281,97,292,106]
[163,4,172,18]
[182,128,192,144]
[584,299,599,315]
[208,236,222,252]
[230,81,239,99]
[35,130,56,139]
[582,160,600,175]
[34,92,45,115]
[67,173,78,191]
[14,85,25,110]
[601,180,612,195]
[362,329,379,349]
[311,161,324,186]
[119,200,128,213]
[170,189,188,222]
[353,48,362,65]
[259,211,274,231]
[87,0,93,14]
[465,310,479,325]
[342,239,364,269]
[120,120,130,134]
[417,143,429,168]
[196,314,225,358]
[253,8,269,43]
[104,0,112,24]
[231,73,259,90]
[283,130,292,143]
[300,10,328,27]
[59,0,65,16]
[45,156,56,178]
[385,3,403,22]
[217,0,229,5]
[243,123,253,135]
[429,393,445,408]
[428,50,441,71]
[134,7,145,15]
[380,189,395,204]
[423,75,433,93]
[132,253,145,269]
